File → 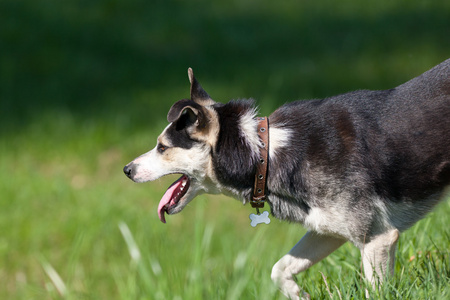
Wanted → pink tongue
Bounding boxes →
[157,178,183,223]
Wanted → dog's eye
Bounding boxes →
[157,144,168,153]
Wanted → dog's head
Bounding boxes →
[123,69,221,223]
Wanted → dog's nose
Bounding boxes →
[123,164,134,179]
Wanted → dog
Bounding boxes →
[124,59,450,299]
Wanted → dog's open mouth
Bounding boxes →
[157,175,190,223]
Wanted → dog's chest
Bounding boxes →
[303,206,352,237]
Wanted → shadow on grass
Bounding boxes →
[1,0,449,134]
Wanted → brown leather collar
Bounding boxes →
[251,117,269,208]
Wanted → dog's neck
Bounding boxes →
[211,100,268,203]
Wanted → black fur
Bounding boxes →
[165,124,198,149]
[212,100,259,191]
[165,109,200,149]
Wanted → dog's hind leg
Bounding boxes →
[360,229,400,287]
[271,231,346,300]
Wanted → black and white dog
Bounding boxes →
[124,59,449,299]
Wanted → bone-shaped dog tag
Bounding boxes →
[249,210,271,227]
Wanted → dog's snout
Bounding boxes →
[123,164,135,179]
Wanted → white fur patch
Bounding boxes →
[239,111,293,161]
[304,206,351,237]
[238,108,261,156]
[269,127,292,158]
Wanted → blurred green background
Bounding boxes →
[1,0,449,299]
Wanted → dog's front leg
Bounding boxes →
[271,231,346,300]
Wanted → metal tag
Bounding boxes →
[249,210,271,227]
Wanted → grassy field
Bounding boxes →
[1,0,449,299]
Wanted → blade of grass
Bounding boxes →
[40,256,68,297]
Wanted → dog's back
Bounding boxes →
[344,59,450,206]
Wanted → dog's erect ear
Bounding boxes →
[188,68,215,105]
[167,99,204,127]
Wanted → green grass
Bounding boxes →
[1,0,449,299]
